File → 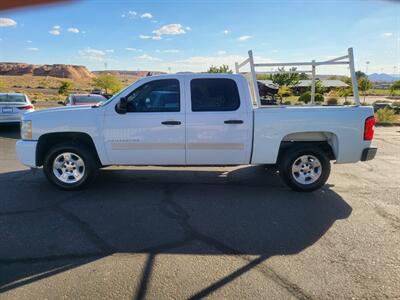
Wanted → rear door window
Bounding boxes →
[190,78,240,112]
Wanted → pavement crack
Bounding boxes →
[53,206,116,254]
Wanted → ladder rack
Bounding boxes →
[235,48,360,107]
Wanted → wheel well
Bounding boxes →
[36,132,101,167]
[277,141,336,163]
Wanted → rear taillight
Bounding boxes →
[364,116,375,140]
[17,105,34,110]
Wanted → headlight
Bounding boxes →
[21,120,32,140]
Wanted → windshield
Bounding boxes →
[73,95,106,103]
[0,94,26,103]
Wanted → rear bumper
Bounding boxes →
[16,140,38,168]
[0,114,23,123]
[361,147,377,161]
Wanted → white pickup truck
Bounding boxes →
[16,49,377,192]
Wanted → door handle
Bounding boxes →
[224,120,243,124]
[161,120,181,125]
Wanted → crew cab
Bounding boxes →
[15,49,377,192]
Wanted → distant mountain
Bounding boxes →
[368,73,400,82]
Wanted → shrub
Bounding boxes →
[376,108,396,123]
[298,91,324,104]
[343,100,354,105]
[372,100,391,105]
[283,100,292,105]
[58,81,73,95]
[391,101,400,107]
[326,97,339,106]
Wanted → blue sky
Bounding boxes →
[0,0,399,74]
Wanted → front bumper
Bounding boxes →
[16,140,38,168]
[361,147,377,161]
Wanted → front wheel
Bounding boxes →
[43,143,97,190]
[279,146,331,192]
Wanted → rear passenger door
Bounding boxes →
[185,77,252,165]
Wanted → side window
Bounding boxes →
[126,79,180,112]
[191,78,240,112]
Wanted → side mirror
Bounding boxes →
[57,101,66,106]
[116,97,128,114]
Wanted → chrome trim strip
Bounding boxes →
[112,143,185,150]
[188,143,244,150]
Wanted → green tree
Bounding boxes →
[277,85,292,104]
[358,77,372,102]
[271,67,300,86]
[315,80,326,94]
[338,87,353,101]
[355,70,367,80]
[256,73,271,80]
[390,80,400,96]
[58,81,73,95]
[207,64,233,73]
[299,73,308,80]
[92,74,123,94]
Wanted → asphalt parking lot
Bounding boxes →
[0,125,399,299]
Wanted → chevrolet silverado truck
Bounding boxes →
[16,72,377,192]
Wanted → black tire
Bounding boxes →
[278,145,331,192]
[43,142,98,190]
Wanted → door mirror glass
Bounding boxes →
[116,96,128,114]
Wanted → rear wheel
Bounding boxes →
[43,143,97,190]
[279,146,330,192]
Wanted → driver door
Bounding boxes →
[103,78,186,165]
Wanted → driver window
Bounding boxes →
[126,79,180,112]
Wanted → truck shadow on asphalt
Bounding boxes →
[0,165,352,299]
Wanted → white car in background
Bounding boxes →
[0,93,35,124]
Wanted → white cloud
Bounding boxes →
[134,54,162,62]
[26,47,39,51]
[169,54,273,72]
[122,11,137,18]
[49,25,61,35]
[382,32,393,38]
[67,27,79,33]
[217,50,227,55]
[153,24,186,36]
[105,49,114,53]
[237,35,252,41]
[125,47,142,51]
[163,49,180,53]
[139,34,162,40]
[26,40,32,43]
[0,18,17,27]
[222,29,229,35]
[79,48,106,61]
[141,13,153,19]
[185,26,191,31]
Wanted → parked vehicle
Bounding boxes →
[373,102,400,114]
[59,94,107,106]
[0,93,35,124]
[16,48,377,192]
